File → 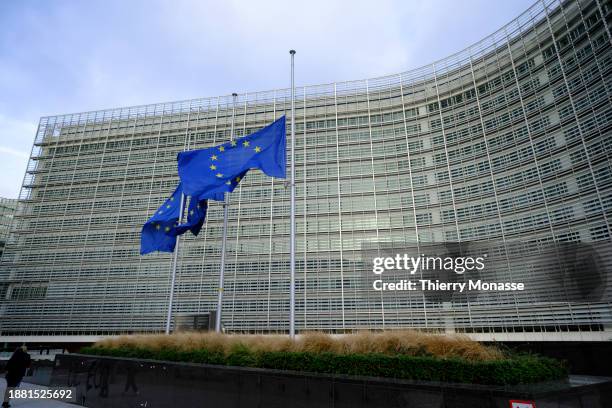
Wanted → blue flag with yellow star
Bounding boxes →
[177,116,286,200]
[175,195,208,236]
[140,183,209,255]
[140,183,183,255]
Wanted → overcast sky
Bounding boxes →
[0,0,534,198]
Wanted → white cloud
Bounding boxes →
[155,0,415,83]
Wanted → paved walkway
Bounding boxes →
[0,379,81,407]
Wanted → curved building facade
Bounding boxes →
[0,0,611,341]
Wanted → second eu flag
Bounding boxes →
[140,183,208,255]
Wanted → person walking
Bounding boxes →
[2,346,31,408]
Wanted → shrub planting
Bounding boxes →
[81,331,567,385]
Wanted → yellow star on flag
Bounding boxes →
[235,176,241,182]
[216,173,223,178]
[210,164,217,170]
[231,140,237,147]
[254,146,261,153]
[211,155,218,161]
[165,226,171,232]
[219,146,225,152]
[243,140,250,147]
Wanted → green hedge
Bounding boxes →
[80,346,567,385]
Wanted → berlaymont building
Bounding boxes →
[0,0,611,343]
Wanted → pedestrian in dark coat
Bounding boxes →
[2,346,31,408]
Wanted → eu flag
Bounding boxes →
[140,183,209,255]
[175,196,208,236]
[140,184,183,255]
[177,116,286,200]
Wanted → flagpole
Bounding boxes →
[289,50,296,339]
[215,92,238,332]
[165,193,185,334]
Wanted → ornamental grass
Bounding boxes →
[92,330,504,361]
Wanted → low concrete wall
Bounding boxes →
[50,354,612,408]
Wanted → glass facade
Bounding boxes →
[0,197,17,302]
[0,0,611,339]
[0,198,17,261]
